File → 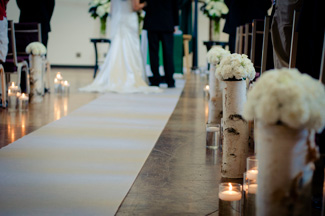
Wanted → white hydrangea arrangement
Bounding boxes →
[89,0,110,19]
[215,53,256,80]
[206,46,230,65]
[243,68,325,132]
[88,0,111,35]
[26,42,47,55]
[202,0,228,19]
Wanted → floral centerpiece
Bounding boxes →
[216,53,255,178]
[200,0,228,40]
[206,47,230,125]
[216,53,255,81]
[243,68,325,216]
[89,0,111,36]
[26,42,47,56]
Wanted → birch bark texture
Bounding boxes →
[208,63,223,125]
[221,80,249,178]
[256,122,316,216]
[29,55,44,102]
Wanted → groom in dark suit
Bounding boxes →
[143,0,179,88]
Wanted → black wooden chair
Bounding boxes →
[2,20,30,94]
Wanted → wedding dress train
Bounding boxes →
[80,0,161,93]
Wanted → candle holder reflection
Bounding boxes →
[219,183,242,216]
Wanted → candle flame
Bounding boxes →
[11,82,15,87]
[205,85,209,90]
[8,89,11,94]
[229,183,232,191]
[22,93,25,97]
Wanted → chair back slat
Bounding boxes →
[289,10,300,69]
[250,19,264,73]
[14,23,42,57]
[320,32,325,85]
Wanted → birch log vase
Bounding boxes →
[29,55,44,103]
[221,79,249,178]
[256,122,315,216]
[208,63,223,125]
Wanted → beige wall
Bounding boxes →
[7,1,229,68]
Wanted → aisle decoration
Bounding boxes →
[243,68,325,216]
[200,0,228,40]
[26,42,47,102]
[89,0,111,37]
[206,46,230,125]
[216,53,255,178]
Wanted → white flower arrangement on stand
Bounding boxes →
[201,0,228,40]
[89,0,111,37]
[26,42,47,102]
[243,68,325,216]
[215,53,256,81]
[216,53,255,178]
[26,42,47,56]
[206,46,230,124]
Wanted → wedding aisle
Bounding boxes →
[0,79,185,215]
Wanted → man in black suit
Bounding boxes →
[143,0,179,88]
[16,0,55,48]
[223,0,271,53]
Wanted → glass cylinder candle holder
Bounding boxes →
[247,156,258,181]
[54,78,62,93]
[206,123,221,150]
[8,82,20,94]
[61,80,70,95]
[8,89,17,111]
[219,183,242,216]
[18,93,29,111]
[246,178,258,216]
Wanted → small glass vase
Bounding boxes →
[100,16,107,38]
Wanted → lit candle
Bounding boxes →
[219,183,242,201]
[204,84,210,91]
[18,93,29,111]
[248,183,258,194]
[247,169,258,180]
[8,82,19,94]
[54,78,62,93]
[61,80,70,95]
[55,72,63,81]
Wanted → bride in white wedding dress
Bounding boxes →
[80,0,161,93]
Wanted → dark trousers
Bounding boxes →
[147,31,175,86]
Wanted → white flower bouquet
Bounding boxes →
[26,42,47,55]
[206,46,230,65]
[88,0,111,35]
[200,0,228,34]
[216,53,255,80]
[243,68,325,132]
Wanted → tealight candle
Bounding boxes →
[18,93,29,111]
[8,82,20,94]
[219,183,242,216]
[55,72,63,81]
[248,183,258,194]
[247,169,258,180]
[61,80,70,95]
[219,183,242,201]
[206,124,221,149]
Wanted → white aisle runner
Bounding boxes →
[0,80,185,216]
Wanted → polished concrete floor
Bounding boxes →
[0,68,323,215]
